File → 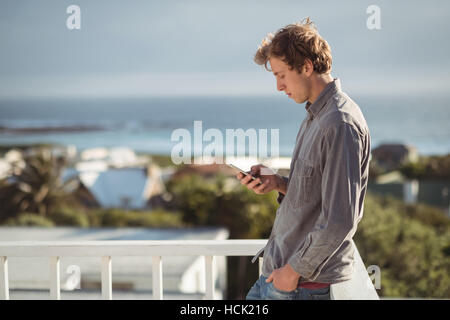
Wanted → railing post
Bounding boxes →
[50,257,60,300]
[0,256,9,300]
[152,256,163,300]
[259,257,263,277]
[204,255,215,300]
[101,256,112,300]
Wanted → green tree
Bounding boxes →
[0,148,79,223]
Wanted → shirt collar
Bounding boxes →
[305,78,341,119]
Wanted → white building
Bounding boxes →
[63,163,166,210]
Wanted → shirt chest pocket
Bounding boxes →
[287,159,314,209]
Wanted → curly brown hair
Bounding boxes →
[254,18,332,74]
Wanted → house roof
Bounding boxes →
[81,168,150,209]
[63,167,157,209]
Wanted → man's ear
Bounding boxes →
[303,59,314,77]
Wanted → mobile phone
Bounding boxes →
[227,164,262,186]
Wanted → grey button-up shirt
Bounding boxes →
[252,79,371,284]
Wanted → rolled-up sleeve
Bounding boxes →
[287,121,364,280]
[276,176,289,204]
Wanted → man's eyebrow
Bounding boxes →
[273,71,284,76]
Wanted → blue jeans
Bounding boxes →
[246,275,331,300]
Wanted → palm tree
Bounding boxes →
[0,148,79,220]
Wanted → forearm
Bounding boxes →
[275,175,288,195]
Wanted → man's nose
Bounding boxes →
[277,80,285,91]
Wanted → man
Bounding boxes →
[238,18,371,300]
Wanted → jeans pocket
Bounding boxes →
[266,282,295,300]
[309,287,331,300]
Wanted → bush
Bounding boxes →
[48,207,90,227]
[121,209,186,228]
[354,193,450,298]
[166,174,220,226]
[92,208,186,228]
[5,213,55,227]
[399,154,450,180]
[166,173,278,238]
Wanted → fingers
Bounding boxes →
[247,176,262,189]
[254,178,270,194]
[235,164,275,194]
[265,273,273,283]
[237,172,273,194]
[237,172,253,185]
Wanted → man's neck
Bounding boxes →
[307,73,334,104]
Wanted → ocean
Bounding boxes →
[0,93,449,157]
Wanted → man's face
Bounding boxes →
[269,57,311,104]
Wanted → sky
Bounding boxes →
[0,0,449,98]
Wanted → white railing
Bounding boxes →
[0,239,379,300]
[0,240,266,300]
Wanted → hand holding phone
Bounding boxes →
[229,163,285,195]
[227,164,262,186]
